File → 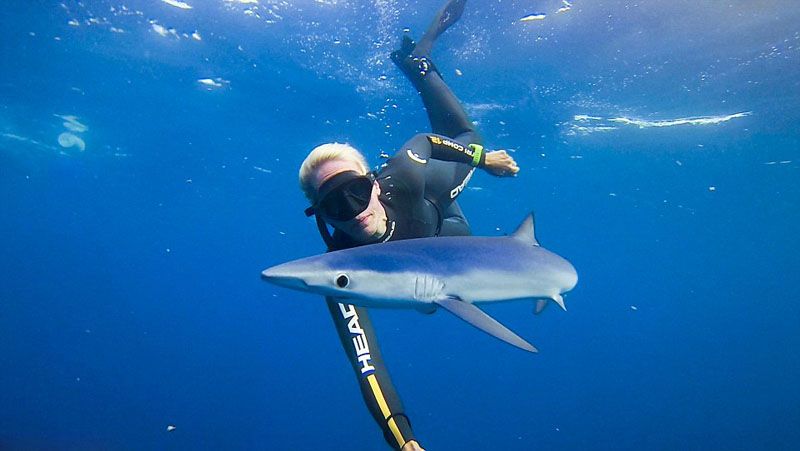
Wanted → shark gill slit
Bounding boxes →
[415,274,433,301]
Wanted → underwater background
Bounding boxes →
[1,0,799,449]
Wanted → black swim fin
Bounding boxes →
[391,0,467,78]
[415,0,467,57]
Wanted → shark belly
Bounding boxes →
[446,270,560,304]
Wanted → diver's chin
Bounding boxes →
[350,212,372,232]
[356,213,372,228]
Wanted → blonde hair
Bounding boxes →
[299,142,370,201]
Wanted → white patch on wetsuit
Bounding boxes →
[450,168,476,199]
[406,149,428,164]
[381,221,396,243]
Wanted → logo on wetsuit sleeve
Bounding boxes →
[338,303,376,376]
[428,135,475,156]
[450,168,476,199]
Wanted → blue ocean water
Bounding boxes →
[1,0,799,449]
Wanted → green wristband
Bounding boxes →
[468,143,484,167]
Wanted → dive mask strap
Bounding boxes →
[315,213,337,251]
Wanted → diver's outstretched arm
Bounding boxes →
[325,299,419,450]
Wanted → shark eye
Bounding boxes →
[335,273,350,288]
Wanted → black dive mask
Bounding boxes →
[305,171,375,221]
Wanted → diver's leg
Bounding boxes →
[391,0,478,140]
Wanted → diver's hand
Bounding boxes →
[483,149,519,177]
[401,440,426,451]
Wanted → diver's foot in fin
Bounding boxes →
[390,35,417,66]
[391,0,465,78]
[391,35,439,79]
[414,0,467,57]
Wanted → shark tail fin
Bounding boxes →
[435,296,538,353]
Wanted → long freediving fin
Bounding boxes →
[435,296,538,353]
[391,0,468,79]
[415,0,468,56]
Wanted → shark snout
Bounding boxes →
[261,264,310,291]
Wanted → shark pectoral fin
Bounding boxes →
[535,299,548,315]
[552,294,567,311]
[435,296,538,353]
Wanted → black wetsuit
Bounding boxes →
[321,1,477,449]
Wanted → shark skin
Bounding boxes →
[262,213,578,352]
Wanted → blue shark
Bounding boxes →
[261,214,578,352]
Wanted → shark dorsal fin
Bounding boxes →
[511,213,539,246]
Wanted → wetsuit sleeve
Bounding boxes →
[326,298,416,450]
[381,133,486,200]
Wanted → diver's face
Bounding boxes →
[312,160,387,241]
